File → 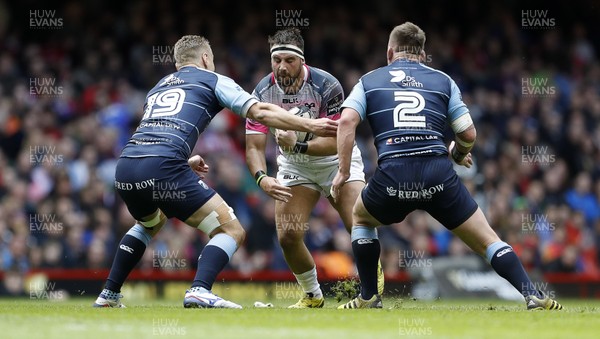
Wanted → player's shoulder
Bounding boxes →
[181,66,223,86]
[307,66,340,83]
[360,65,391,82]
[306,66,341,90]
[254,73,275,92]
[154,66,220,90]
[416,63,456,88]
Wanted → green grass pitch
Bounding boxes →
[1,297,599,339]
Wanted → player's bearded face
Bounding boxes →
[272,54,302,89]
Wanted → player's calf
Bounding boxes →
[94,218,164,308]
[184,196,244,308]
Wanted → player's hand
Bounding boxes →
[275,129,297,149]
[259,176,292,202]
[188,155,209,179]
[310,118,338,137]
[448,141,473,168]
[330,170,350,203]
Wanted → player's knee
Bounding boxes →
[139,210,167,237]
[213,222,246,246]
[351,207,361,223]
[196,201,238,234]
[352,198,381,227]
[352,204,368,225]
[277,231,303,250]
[126,223,154,246]
[233,224,246,245]
[143,224,164,238]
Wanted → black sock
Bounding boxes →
[191,245,230,290]
[105,235,146,292]
[490,245,541,298]
[352,238,381,300]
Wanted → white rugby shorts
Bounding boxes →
[276,145,365,197]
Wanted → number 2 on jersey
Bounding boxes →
[143,88,186,119]
[393,91,426,128]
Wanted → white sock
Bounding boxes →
[293,266,322,298]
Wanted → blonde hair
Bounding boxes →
[389,22,426,55]
[173,35,211,67]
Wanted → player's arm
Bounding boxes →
[331,80,366,200]
[247,102,337,137]
[450,123,476,164]
[448,79,475,168]
[188,155,209,179]
[336,108,360,175]
[246,124,292,202]
[301,76,345,155]
[304,137,337,156]
[275,132,337,156]
[246,134,268,178]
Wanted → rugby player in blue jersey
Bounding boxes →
[93,35,337,309]
[331,22,562,310]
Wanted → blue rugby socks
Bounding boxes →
[191,233,238,291]
[105,224,151,293]
[487,241,542,298]
[351,226,380,300]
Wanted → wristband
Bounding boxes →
[254,170,266,180]
[451,147,468,163]
[293,141,308,154]
[256,174,267,186]
[254,170,267,186]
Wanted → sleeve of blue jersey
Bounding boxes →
[341,80,367,120]
[448,79,469,121]
[215,74,258,118]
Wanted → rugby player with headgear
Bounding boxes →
[246,28,384,308]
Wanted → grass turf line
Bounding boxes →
[0,298,599,339]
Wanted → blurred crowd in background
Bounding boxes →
[1,0,600,295]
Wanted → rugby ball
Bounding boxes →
[288,105,314,142]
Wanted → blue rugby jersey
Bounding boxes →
[343,59,469,161]
[120,66,257,160]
